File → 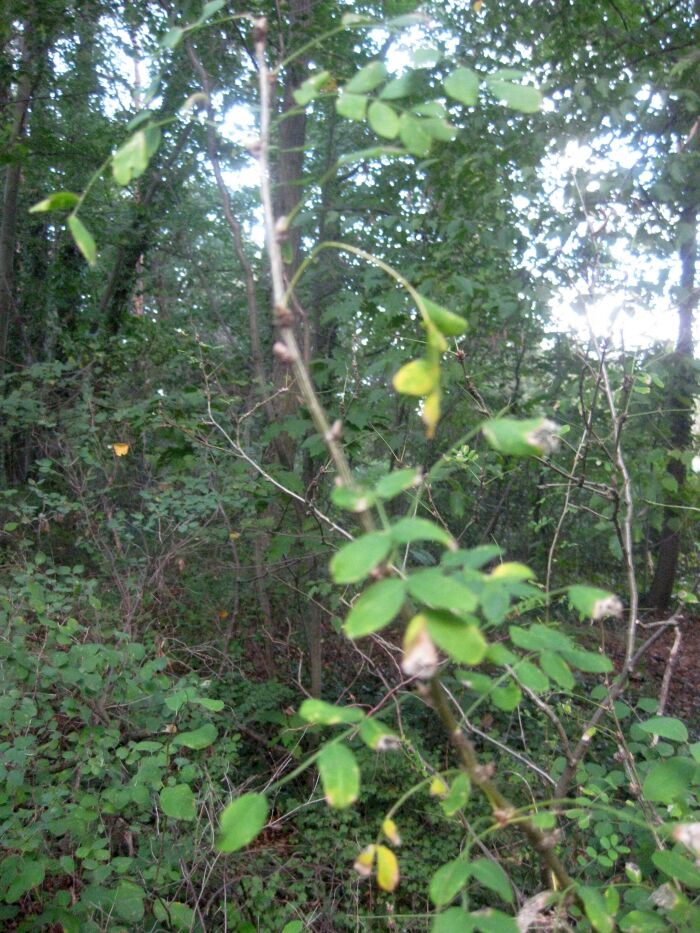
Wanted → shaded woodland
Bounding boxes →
[1,1,699,930]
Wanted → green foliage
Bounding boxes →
[2,1,699,929]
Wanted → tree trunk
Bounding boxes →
[0,19,32,380]
[646,195,698,611]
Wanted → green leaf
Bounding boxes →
[638,717,688,743]
[217,792,268,852]
[473,911,519,932]
[282,924,304,933]
[413,46,441,68]
[444,67,480,106]
[399,113,432,156]
[198,0,226,23]
[652,849,700,889]
[165,688,196,712]
[432,908,476,932]
[299,699,364,725]
[486,79,541,113]
[513,660,550,693]
[113,881,146,922]
[567,585,621,620]
[408,569,478,613]
[367,100,400,138]
[294,70,331,105]
[113,130,152,186]
[419,296,467,335]
[538,650,575,690]
[558,647,612,674]
[482,417,559,457]
[441,773,470,816]
[469,859,513,903]
[345,61,387,93]
[430,857,471,906]
[344,577,406,638]
[359,718,401,750]
[391,517,454,547]
[68,215,97,266]
[29,191,80,213]
[380,73,416,99]
[643,757,697,803]
[172,722,217,749]
[420,118,458,142]
[393,358,440,395]
[318,743,360,809]
[161,26,184,49]
[336,92,367,121]
[330,532,392,584]
[491,683,522,711]
[3,857,45,903]
[508,623,573,653]
[159,784,196,821]
[444,545,502,570]
[425,610,488,665]
[153,900,196,931]
[577,884,614,933]
[331,484,376,512]
[375,468,421,500]
[337,146,405,165]
[193,696,225,711]
[341,13,376,26]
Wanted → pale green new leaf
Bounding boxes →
[318,743,359,808]
[367,100,400,138]
[68,215,97,266]
[336,92,368,121]
[399,113,432,156]
[159,784,196,821]
[486,79,542,113]
[444,67,480,105]
[345,61,387,93]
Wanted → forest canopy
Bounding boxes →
[1,1,699,930]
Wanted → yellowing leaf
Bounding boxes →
[393,358,439,396]
[112,443,130,456]
[422,388,441,438]
[382,818,401,846]
[353,845,376,877]
[376,845,400,892]
[430,775,449,797]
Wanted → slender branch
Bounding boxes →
[554,616,680,799]
[254,20,372,532]
[428,678,574,893]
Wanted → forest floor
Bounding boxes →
[605,614,700,728]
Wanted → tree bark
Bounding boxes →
[646,194,698,611]
[0,18,32,380]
